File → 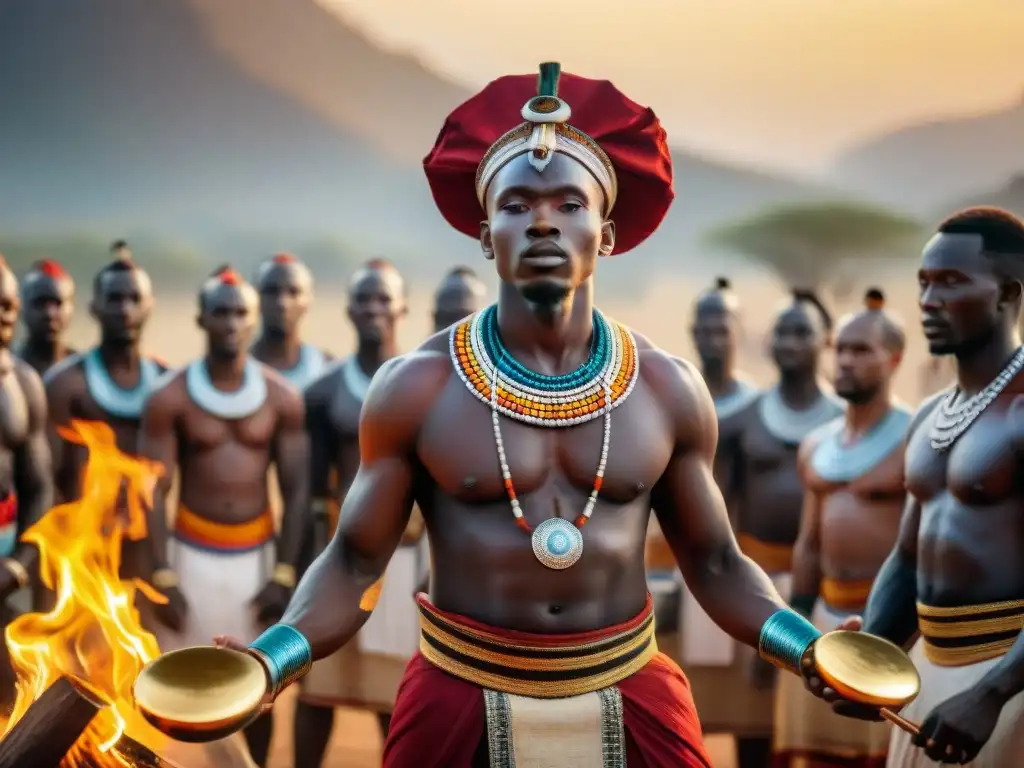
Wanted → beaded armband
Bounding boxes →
[248,624,313,699]
[758,609,821,674]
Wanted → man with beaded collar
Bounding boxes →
[15,258,76,375]
[658,275,767,751]
[221,64,857,766]
[43,256,169,611]
[250,252,332,391]
[702,287,844,767]
[0,257,54,712]
[773,287,909,767]
[138,265,309,766]
[836,208,1024,767]
[293,258,417,767]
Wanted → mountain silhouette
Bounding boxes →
[830,94,1024,213]
[935,174,1024,222]
[0,0,836,281]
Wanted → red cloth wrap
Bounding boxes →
[423,71,674,255]
[383,596,711,768]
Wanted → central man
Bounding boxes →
[228,64,847,767]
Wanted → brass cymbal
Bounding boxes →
[813,630,921,709]
[133,646,267,743]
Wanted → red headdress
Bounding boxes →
[34,259,69,279]
[215,266,242,286]
[271,252,298,265]
[424,62,674,255]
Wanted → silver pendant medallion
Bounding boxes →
[531,518,584,570]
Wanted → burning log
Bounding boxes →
[0,676,104,768]
[110,734,185,768]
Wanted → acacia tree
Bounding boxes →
[704,201,924,299]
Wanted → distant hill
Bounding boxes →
[933,174,1024,223]
[0,0,845,288]
[829,94,1024,213]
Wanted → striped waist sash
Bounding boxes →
[417,594,658,699]
[173,506,275,553]
[918,599,1024,667]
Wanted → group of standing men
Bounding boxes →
[0,60,1023,768]
[673,205,1024,767]
[0,241,487,767]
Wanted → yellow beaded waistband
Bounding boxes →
[417,594,658,699]
[821,577,874,612]
[918,599,1024,667]
[738,534,793,574]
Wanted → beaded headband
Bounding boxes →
[475,63,618,216]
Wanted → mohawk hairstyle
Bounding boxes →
[791,287,833,332]
[32,259,70,279]
[210,264,243,284]
[110,239,129,252]
[445,265,479,280]
[93,256,139,295]
[693,275,739,317]
[850,287,906,353]
[271,252,298,265]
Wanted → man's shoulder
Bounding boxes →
[144,366,187,412]
[41,351,86,390]
[303,362,345,404]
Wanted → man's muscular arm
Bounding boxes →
[650,354,787,649]
[9,365,55,574]
[137,385,180,574]
[271,387,310,570]
[277,352,448,659]
[304,379,337,506]
[42,367,83,503]
[860,397,940,648]
[790,438,824,617]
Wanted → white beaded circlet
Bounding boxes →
[929,345,1024,452]
[449,308,638,570]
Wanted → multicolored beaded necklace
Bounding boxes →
[450,305,639,569]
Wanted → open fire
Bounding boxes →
[3,420,168,765]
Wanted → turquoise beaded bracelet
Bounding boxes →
[248,624,313,698]
[758,609,821,674]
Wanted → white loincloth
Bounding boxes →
[680,570,792,668]
[484,686,625,767]
[359,544,422,658]
[153,538,274,652]
[887,640,1024,767]
[774,601,890,762]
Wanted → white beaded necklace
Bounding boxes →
[489,351,614,570]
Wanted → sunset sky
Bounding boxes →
[323,0,1024,174]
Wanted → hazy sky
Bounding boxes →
[323,0,1024,174]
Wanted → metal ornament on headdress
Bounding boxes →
[475,62,618,215]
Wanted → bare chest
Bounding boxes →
[418,379,673,505]
[0,375,29,448]
[905,403,1019,508]
[741,416,798,474]
[180,401,277,451]
[807,449,905,504]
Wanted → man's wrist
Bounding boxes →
[271,563,297,589]
[1,558,29,590]
[758,608,821,675]
[248,624,313,698]
[151,567,179,590]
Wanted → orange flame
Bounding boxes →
[3,420,168,765]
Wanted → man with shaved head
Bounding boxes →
[43,256,168,611]
[138,266,309,765]
[294,258,417,766]
[773,287,908,767]
[432,265,487,332]
[251,252,331,390]
[15,259,76,375]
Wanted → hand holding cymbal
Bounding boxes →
[805,629,922,736]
